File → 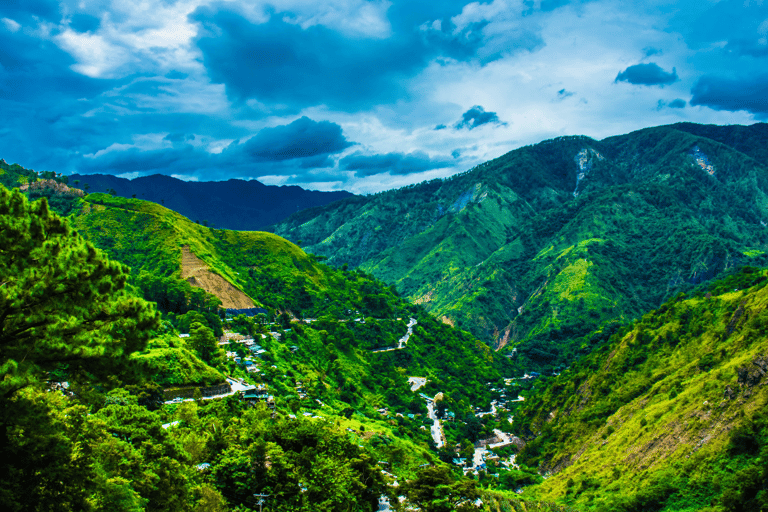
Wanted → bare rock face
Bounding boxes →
[20,179,85,197]
[734,355,768,398]
[180,245,255,309]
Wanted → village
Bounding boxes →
[165,313,530,494]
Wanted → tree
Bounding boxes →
[0,187,160,397]
[400,465,480,512]
[0,187,161,510]
[188,322,219,365]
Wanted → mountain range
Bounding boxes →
[67,172,353,231]
[4,121,768,510]
[271,122,768,374]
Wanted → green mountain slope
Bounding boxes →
[68,192,510,414]
[271,123,768,373]
[511,267,768,511]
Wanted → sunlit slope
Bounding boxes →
[272,123,768,372]
[70,193,326,309]
[69,193,509,410]
[513,268,768,511]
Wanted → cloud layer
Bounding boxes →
[0,0,764,193]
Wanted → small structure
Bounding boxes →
[241,387,275,409]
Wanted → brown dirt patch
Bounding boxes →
[180,245,255,309]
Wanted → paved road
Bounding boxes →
[427,399,444,448]
[163,377,252,405]
[371,318,417,353]
[397,318,417,348]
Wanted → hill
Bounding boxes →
[3,182,545,511]
[67,172,353,230]
[510,267,768,511]
[270,122,768,374]
[68,192,512,417]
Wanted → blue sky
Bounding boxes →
[1,0,765,193]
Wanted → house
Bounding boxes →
[241,387,275,409]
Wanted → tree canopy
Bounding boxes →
[0,186,159,396]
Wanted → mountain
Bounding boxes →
[510,267,768,511]
[67,172,353,230]
[271,122,768,374]
[68,192,510,412]
[4,182,548,511]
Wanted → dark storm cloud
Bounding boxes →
[643,47,662,58]
[656,99,686,110]
[238,117,352,162]
[668,99,686,109]
[0,22,122,170]
[164,133,195,143]
[680,0,768,57]
[615,63,678,86]
[78,145,204,175]
[164,70,188,80]
[192,9,426,110]
[74,117,350,181]
[340,151,450,177]
[690,75,768,116]
[190,1,543,111]
[454,106,506,130]
[0,25,113,103]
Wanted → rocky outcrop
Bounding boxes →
[20,179,85,197]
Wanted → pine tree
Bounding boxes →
[0,186,160,397]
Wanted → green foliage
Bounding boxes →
[509,269,768,510]
[0,179,532,511]
[271,123,768,375]
[0,187,160,397]
[131,345,224,387]
[398,465,480,512]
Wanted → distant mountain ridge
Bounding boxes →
[68,173,353,230]
[271,122,768,374]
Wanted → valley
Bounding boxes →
[272,122,768,376]
[2,121,768,511]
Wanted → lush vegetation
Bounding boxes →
[0,182,533,511]
[510,267,768,511]
[272,123,768,375]
[5,121,768,511]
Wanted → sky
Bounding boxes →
[1,0,766,194]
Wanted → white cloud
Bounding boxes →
[1,18,21,32]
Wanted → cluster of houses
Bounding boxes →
[219,332,273,373]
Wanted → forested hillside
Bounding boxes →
[271,123,768,374]
[2,182,549,510]
[510,267,768,511]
